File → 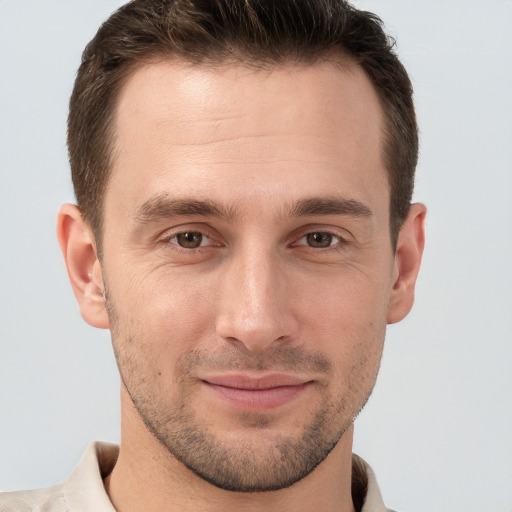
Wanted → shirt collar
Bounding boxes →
[62,442,389,512]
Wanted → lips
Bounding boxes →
[202,374,312,410]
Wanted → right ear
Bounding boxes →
[56,204,109,329]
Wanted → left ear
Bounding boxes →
[387,203,426,324]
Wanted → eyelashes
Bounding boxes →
[161,227,349,252]
[294,232,346,249]
[168,231,215,249]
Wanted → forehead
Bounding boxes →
[108,59,387,217]
[114,58,383,146]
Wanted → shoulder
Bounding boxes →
[0,484,69,512]
[0,442,119,512]
[353,453,398,512]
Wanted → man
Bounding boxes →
[0,0,425,510]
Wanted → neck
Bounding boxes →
[105,390,357,512]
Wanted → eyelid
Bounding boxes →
[158,224,222,248]
[171,231,219,248]
[294,232,344,246]
[290,225,351,246]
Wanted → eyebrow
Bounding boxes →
[134,194,372,224]
[134,196,236,224]
[289,197,373,218]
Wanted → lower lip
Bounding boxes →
[203,382,310,410]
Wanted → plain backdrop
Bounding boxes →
[1,1,511,511]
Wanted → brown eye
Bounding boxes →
[305,232,335,248]
[175,231,204,248]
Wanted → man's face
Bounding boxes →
[100,60,396,491]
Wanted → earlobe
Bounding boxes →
[56,204,110,329]
[387,203,426,324]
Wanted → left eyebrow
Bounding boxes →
[289,197,373,218]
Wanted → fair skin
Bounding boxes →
[58,60,425,512]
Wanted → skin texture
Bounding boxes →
[58,59,426,512]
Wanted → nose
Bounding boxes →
[215,246,299,352]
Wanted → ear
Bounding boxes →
[56,204,110,329]
[387,203,426,324]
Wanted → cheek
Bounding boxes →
[301,265,391,332]
[313,293,386,411]
[301,269,389,374]
[107,267,219,372]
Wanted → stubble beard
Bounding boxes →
[106,295,382,492]
[125,379,348,492]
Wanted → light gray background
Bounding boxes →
[1,1,511,511]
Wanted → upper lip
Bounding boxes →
[203,374,311,390]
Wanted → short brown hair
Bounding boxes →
[68,0,418,250]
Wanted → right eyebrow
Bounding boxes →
[134,195,237,224]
